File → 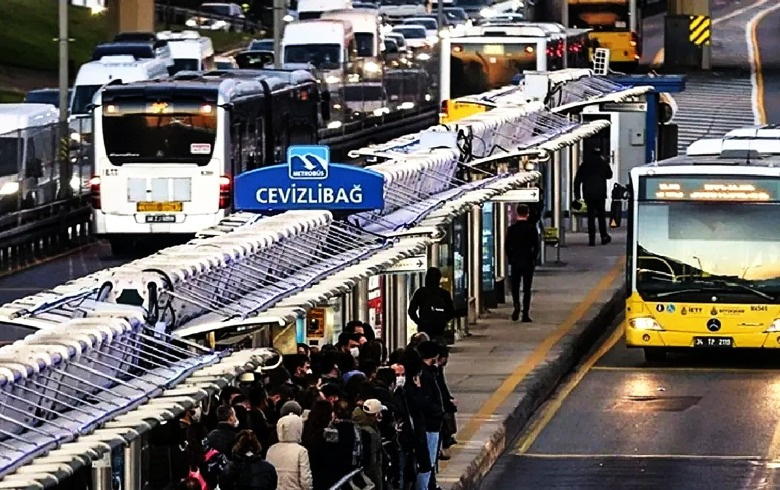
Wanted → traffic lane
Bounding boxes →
[757,0,780,123]
[641,13,664,66]
[480,324,780,489]
[0,241,127,304]
[481,455,766,490]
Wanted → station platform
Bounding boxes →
[437,229,626,490]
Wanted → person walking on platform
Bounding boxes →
[506,204,539,323]
[408,267,455,345]
[574,147,613,246]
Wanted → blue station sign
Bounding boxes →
[234,145,385,211]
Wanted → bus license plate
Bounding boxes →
[137,201,182,212]
[145,215,176,223]
[693,337,733,348]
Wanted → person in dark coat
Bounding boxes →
[574,146,613,246]
[505,204,539,322]
[408,267,455,345]
[319,399,368,489]
[415,341,445,490]
[208,405,239,458]
[220,430,277,490]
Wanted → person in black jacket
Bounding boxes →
[505,204,539,323]
[408,267,455,345]
[415,341,445,490]
[208,405,239,458]
[220,430,277,490]
[574,146,614,246]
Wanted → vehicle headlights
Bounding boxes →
[363,61,381,73]
[70,132,81,143]
[480,7,496,18]
[417,52,431,61]
[0,182,20,196]
[325,75,341,84]
[765,319,780,332]
[70,176,82,192]
[327,121,343,129]
[283,14,294,22]
[185,19,197,27]
[629,317,664,331]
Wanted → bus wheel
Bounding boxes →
[643,347,667,362]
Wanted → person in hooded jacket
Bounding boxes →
[266,414,314,490]
[574,146,613,246]
[352,399,385,489]
[220,430,278,490]
[408,267,455,345]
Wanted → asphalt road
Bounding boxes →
[481,320,780,489]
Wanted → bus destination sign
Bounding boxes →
[642,176,780,202]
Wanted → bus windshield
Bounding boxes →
[450,42,536,98]
[72,85,101,115]
[102,96,217,165]
[355,33,375,57]
[569,3,630,31]
[284,44,341,69]
[636,201,780,303]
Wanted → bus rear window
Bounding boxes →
[450,42,537,98]
[569,4,630,31]
[102,96,217,165]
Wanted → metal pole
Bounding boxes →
[91,454,112,490]
[570,143,580,233]
[58,0,72,199]
[427,242,440,270]
[468,205,482,321]
[395,274,409,348]
[273,0,284,68]
[355,277,369,322]
[124,438,142,489]
[552,150,563,246]
[496,202,507,281]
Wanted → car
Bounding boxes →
[214,56,239,69]
[248,38,274,51]
[23,88,72,109]
[186,2,246,31]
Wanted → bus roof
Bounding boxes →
[0,104,59,134]
[74,56,169,86]
[635,153,780,173]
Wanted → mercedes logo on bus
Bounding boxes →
[707,318,722,332]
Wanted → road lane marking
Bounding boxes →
[515,321,625,454]
[441,257,625,466]
[650,0,770,70]
[747,1,780,124]
[520,453,760,460]
[592,366,780,374]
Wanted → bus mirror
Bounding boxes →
[25,158,43,179]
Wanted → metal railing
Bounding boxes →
[329,468,372,490]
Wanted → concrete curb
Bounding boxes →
[451,281,626,490]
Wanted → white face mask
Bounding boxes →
[395,376,406,388]
[350,347,360,358]
[306,368,313,375]
[231,418,240,428]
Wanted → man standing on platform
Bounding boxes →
[506,204,539,323]
[574,146,613,246]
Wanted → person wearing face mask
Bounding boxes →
[208,405,240,459]
[337,332,363,357]
[290,354,312,391]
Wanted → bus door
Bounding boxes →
[579,112,618,211]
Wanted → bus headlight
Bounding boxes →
[0,182,19,196]
[764,319,780,332]
[629,317,664,331]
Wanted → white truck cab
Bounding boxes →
[321,8,384,80]
[157,30,216,73]
[297,0,352,20]
[282,19,356,86]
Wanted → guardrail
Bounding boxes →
[0,195,91,271]
[329,468,370,490]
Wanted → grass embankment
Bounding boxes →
[0,0,250,96]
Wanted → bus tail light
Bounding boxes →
[219,175,232,209]
[89,176,101,209]
[440,99,449,118]
[629,317,663,331]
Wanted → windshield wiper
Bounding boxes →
[655,280,775,301]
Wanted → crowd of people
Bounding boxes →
[172,315,458,490]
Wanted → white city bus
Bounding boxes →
[89,70,321,254]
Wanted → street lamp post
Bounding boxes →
[58,0,73,199]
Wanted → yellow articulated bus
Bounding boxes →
[626,153,780,361]
[567,0,641,65]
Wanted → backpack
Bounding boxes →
[418,288,450,328]
[185,467,209,490]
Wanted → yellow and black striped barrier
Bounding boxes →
[689,15,711,46]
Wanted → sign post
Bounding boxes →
[234,145,386,212]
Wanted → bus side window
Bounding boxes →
[242,117,259,171]
[255,115,265,168]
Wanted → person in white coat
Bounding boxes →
[266,413,314,490]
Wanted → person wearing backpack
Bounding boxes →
[182,423,229,490]
[408,267,455,345]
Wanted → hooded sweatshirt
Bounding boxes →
[266,414,314,490]
[407,268,455,337]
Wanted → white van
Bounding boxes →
[282,20,356,85]
[0,104,60,211]
[297,0,352,20]
[157,30,216,73]
[69,55,170,140]
[321,9,384,79]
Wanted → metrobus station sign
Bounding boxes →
[234,145,385,211]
